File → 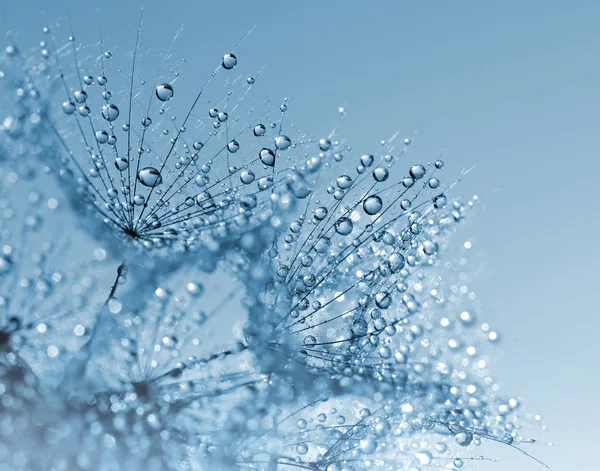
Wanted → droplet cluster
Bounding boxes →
[0,19,548,471]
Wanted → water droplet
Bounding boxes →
[95,130,109,143]
[409,165,426,179]
[275,135,291,150]
[115,157,129,171]
[319,138,332,151]
[156,83,174,102]
[227,140,240,153]
[433,194,447,208]
[240,170,255,184]
[62,101,75,115]
[253,124,266,136]
[137,167,163,187]
[361,154,374,167]
[363,195,383,215]
[222,53,237,70]
[336,175,353,189]
[373,167,389,182]
[455,432,473,447]
[335,217,353,235]
[259,148,276,167]
[428,177,440,188]
[74,90,87,103]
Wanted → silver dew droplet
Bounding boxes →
[137,167,163,187]
[156,83,174,102]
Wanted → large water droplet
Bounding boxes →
[363,195,383,215]
[227,140,240,153]
[222,53,237,70]
[409,165,426,179]
[115,157,129,171]
[101,104,119,121]
[335,217,353,235]
[259,148,276,166]
[137,167,163,187]
[240,170,255,184]
[156,83,174,102]
[274,135,291,150]
[336,175,353,189]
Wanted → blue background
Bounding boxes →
[1,1,597,469]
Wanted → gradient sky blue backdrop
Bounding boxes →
[1,1,598,470]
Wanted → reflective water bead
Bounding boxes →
[336,175,353,189]
[274,135,291,150]
[102,105,119,121]
[253,124,266,136]
[156,83,174,102]
[137,167,163,187]
[335,217,353,235]
[373,166,389,182]
[409,164,426,179]
[74,90,87,103]
[361,154,374,167]
[95,130,109,143]
[319,138,332,151]
[363,195,383,215]
[259,148,276,166]
[240,170,255,184]
[62,101,75,114]
[433,194,447,208]
[227,140,240,153]
[115,157,129,171]
[222,53,237,70]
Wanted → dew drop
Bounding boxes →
[373,166,389,182]
[227,140,240,153]
[62,101,75,115]
[335,217,353,235]
[156,83,174,102]
[259,148,276,167]
[409,165,426,179]
[222,53,237,70]
[137,167,163,187]
[102,105,119,121]
[115,157,129,171]
[274,135,291,150]
[336,175,353,189]
[240,170,255,184]
[363,195,383,215]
